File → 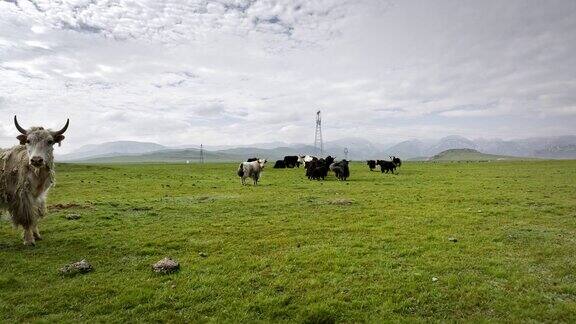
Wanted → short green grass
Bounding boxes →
[1,161,575,322]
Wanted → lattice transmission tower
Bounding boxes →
[314,110,323,155]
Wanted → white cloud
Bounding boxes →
[24,40,51,49]
[0,0,575,152]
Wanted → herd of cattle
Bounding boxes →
[0,116,403,245]
[238,154,402,185]
[366,156,402,174]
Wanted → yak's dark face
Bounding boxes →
[14,116,68,168]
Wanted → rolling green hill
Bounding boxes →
[429,148,530,162]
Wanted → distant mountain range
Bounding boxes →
[386,135,576,160]
[58,141,167,161]
[56,135,576,163]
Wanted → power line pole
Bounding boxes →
[314,110,323,156]
[344,148,349,160]
[200,144,204,164]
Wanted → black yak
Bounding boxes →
[273,160,286,168]
[377,160,397,174]
[306,158,329,180]
[330,160,350,180]
[367,160,376,171]
[283,156,300,168]
[391,156,402,167]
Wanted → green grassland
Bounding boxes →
[1,161,575,322]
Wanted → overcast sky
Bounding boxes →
[1,0,575,152]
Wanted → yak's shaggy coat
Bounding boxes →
[330,160,350,181]
[1,142,54,243]
[237,159,267,185]
[1,117,68,245]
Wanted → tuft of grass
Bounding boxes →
[0,160,575,322]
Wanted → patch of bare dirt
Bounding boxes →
[327,198,354,206]
[49,203,89,211]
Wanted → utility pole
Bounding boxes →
[200,144,204,164]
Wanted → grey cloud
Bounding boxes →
[194,104,227,117]
[4,0,361,47]
[0,0,574,152]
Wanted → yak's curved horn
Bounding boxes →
[14,116,27,134]
[52,119,70,136]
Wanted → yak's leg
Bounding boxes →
[23,226,35,246]
[33,224,42,241]
[33,202,45,240]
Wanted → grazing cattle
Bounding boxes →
[297,155,305,166]
[283,156,300,168]
[367,160,376,171]
[377,160,397,174]
[303,155,316,163]
[325,155,335,166]
[237,159,267,185]
[306,158,330,180]
[391,156,402,167]
[330,160,350,181]
[305,159,316,178]
[305,156,335,180]
[247,157,258,162]
[0,116,69,245]
[304,156,317,169]
[273,160,286,168]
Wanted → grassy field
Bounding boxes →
[1,161,575,322]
